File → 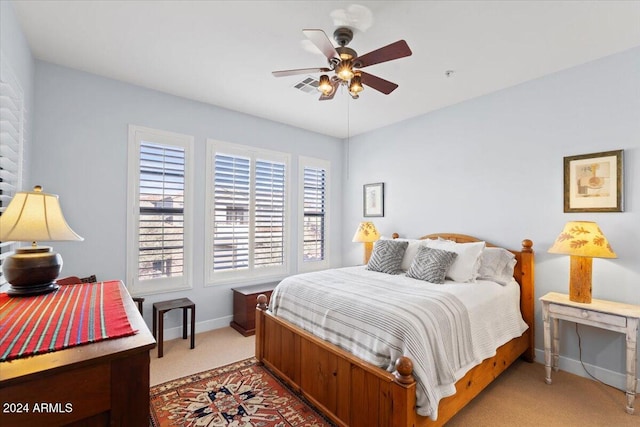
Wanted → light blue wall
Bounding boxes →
[0,0,34,182]
[6,0,639,392]
[343,46,640,390]
[32,61,343,332]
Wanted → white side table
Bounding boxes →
[540,292,640,414]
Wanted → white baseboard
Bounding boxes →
[156,315,233,341]
[534,348,640,393]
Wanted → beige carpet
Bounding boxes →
[150,326,255,386]
[150,327,638,426]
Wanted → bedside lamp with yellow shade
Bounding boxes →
[548,221,616,303]
[0,185,83,296]
[352,221,380,264]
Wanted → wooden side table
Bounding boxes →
[230,282,278,336]
[152,298,196,358]
[540,292,640,414]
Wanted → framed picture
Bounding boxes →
[564,150,623,212]
[363,182,384,217]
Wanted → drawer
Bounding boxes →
[0,363,110,426]
[549,303,627,328]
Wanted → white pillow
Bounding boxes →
[478,247,517,285]
[424,239,485,282]
[400,239,423,271]
[500,258,517,284]
[381,237,433,271]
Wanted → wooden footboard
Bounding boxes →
[255,236,534,427]
[256,301,417,427]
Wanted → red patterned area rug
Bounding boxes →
[150,357,335,427]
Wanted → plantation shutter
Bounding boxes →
[302,166,326,262]
[137,142,185,280]
[0,59,24,287]
[254,159,285,267]
[213,154,250,271]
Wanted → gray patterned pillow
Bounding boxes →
[406,246,458,284]
[366,240,408,274]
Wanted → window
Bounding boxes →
[0,56,25,288]
[299,156,329,272]
[206,140,290,284]
[127,125,193,295]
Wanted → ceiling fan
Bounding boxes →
[273,27,412,100]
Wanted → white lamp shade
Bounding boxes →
[352,221,380,243]
[0,186,83,242]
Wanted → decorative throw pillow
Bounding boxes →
[366,240,409,274]
[406,246,458,284]
[424,240,485,282]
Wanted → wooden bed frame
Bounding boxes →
[255,234,534,427]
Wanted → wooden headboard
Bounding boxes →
[392,232,535,362]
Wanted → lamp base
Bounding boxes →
[569,255,592,303]
[6,282,59,296]
[364,241,374,265]
[2,246,63,297]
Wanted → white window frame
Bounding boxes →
[205,139,291,285]
[298,156,330,272]
[0,54,25,289]
[126,125,194,295]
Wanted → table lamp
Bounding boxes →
[352,221,380,264]
[548,221,616,303]
[0,185,83,296]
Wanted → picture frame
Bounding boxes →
[564,150,623,212]
[363,182,384,217]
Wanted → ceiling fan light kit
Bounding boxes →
[348,74,364,97]
[273,26,412,101]
[318,74,333,95]
[336,61,355,81]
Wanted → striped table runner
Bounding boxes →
[0,281,136,362]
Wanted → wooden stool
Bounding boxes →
[152,298,195,358]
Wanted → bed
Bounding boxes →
[255,233,534,427]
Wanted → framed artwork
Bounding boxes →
[363,182,384,217]
[564,150,623,212]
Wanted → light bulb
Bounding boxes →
[336,61,354,81]
[318,75,333,95]
[349,75,363,95]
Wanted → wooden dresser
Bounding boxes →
[0,282,156,426]
[230,282,278,336]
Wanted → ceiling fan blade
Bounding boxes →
[359,71,398,95]
[303,29,339,61]
[319,80,339,101]
[272,67,331,77]
[355,40,412,68]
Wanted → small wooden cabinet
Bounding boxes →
[230,282,278,336]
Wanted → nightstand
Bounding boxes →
[540,292,640,414]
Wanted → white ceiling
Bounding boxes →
[12,1,640,139]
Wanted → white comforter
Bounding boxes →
[269,266,528,420]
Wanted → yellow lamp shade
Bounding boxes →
[352,221,380,265]
[352,221,380,243]
[548,221,615,259]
